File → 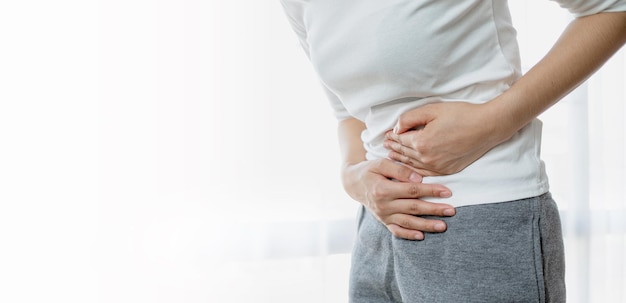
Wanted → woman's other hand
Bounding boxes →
[342,158,455,240]
[384,102,515,176]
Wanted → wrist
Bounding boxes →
[482,95,528,144]
[340,160,367,202]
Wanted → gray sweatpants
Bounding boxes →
[349,193,565,303]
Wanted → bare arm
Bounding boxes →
[491,11,626,137]
[337,118,368,170]
[338,117,455,240]
[385,11,626,175]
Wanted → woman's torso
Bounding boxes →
[282,0,550,206]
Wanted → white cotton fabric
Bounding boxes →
[280,0,626,207]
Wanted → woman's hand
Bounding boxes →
[383,12,626,177]
[342,158,455,240]
[384,102,516,176]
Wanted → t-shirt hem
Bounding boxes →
[421,182,550,208]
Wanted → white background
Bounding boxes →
[0,1,624,302]
[1,1,350,302]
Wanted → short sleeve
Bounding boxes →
[322,84,351,121]
[279,0,310,55]
[551,0,626,16]
[280,0,352,121]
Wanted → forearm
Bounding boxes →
[336,117,454,239]
[489,11,626,137]
[338,117,367,169]
[384,11,626,176]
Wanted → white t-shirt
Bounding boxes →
[281,0,626,207]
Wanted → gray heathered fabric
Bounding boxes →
[349,193,565,303]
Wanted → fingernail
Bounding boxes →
[443,208,455,216]
[415,233,424,240]
[409,172,422,183]
[439,190,452,198]
[435,222,447,231]
[393,125,399,134]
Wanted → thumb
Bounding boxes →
[393,105,435,134]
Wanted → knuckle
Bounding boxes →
[419,154,437,168]
[370,183,388,200]
[396,165,411,179]
[375,201,388,213]
[393,143,402,154]
[408,184,421,197]
[393,152,405,163]
[414,140,430,153]
[393,152,404,163]
[400,154,410,163]
[387,140,398,150]
[388,151,399,162]
[409,201,421,213]
[399,218,412,229]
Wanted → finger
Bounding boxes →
[374,176,452,199]
[393,105,436,134]
[384,139,421,162]
[367,180,452,211]
[387,213,449,233]
[386,224,425,240]
[388,151,447,177]
[388,150,422,171]
[393,198,457,217]
[385,131,405,146]
[371,158,422,183]
[386,131,426,155]
[384,137,442,175]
